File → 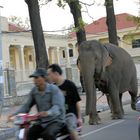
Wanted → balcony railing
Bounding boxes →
[60,57,77,66]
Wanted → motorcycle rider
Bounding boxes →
[7,68,65,140]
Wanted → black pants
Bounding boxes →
[27,122,64,140]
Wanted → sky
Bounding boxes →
[0,0,140,33]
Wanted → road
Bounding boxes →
[7,105,140,140]
[80,105,139,140]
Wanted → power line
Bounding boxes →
[1,27,73,34]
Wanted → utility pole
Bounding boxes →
[0,6,4,117]
[138,0,140,17]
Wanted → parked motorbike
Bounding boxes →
[14,113,82,140]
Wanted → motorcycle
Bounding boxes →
[14,113,82,140]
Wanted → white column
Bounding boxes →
[65,47,71,67]
[56,48,60,64]
[32,47,36,68]
[3,43,10,69]
[0,6,4,99]
[19,45,25,70]
[65,47,72,80]
[18,45,26,82]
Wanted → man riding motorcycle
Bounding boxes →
[7,68,65,140]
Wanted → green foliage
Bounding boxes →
[57,0,82,9]
[127,16,140,29]
[73,17,86,32]
[123,32,135,41]
[57,0,85,32]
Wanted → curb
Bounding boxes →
[81,100,131,116]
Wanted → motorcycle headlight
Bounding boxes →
[14,116,24,125]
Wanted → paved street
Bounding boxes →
[80,105,139,140]
[6,104,140,140]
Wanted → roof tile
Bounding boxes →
[69,13,137,38]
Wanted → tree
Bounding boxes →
[25,0,49,68]
[67,0,86,45]
[57,0,86,45]
[105,0,118,46]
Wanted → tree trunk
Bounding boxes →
[105,0,118,46]
[25,0,49,68]
[67,0,86,45]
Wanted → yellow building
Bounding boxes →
[1,16,80,96]
[2,13,140,97]
[68,13,140,78]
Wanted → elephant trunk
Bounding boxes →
[82,69,97,116]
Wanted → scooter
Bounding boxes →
[14,113,82,140]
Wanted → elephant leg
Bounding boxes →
[110,94,123,119]
[88,98,101,125]
[129,76,137,110]
[88,88,101,125]
[85,92,90,115]
[83,72,101,125]
[89,112,101,125]
[109,85,123,119]
[129,91,137,110]
[106,94,113,113]
[119,93,124,115]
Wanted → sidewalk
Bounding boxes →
[80,91,131,114]
[0,91,133,139]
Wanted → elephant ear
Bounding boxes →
[101,45,113,71]
[105,55,112,67]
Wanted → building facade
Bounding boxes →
[68,13,140,78]
[1,16,80,97]
[1,13,140,97]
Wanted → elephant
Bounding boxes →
[79,40,137,125]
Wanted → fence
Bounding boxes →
[3,69,16,97]
[2,66,81,97]
[3,69,34,97]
